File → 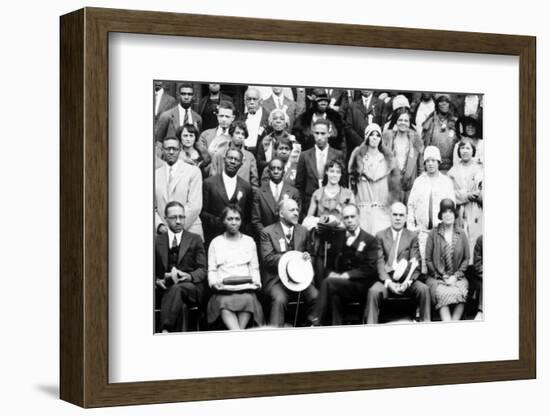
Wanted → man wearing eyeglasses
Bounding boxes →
[155,201,207,333]
[155,83,203,142]
[365,202,431,324]
[155,135,203,240]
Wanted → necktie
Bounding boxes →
[428,190,433,230]
[273,183,280,201]
[316,151,325,180]
[387,232,398,270]
[167,166,174,196]
[172,234,178,249]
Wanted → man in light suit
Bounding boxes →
[197,100,236,160]
[314,204,382,326]
[155,135,203,239]
[252,158,301,237]
[155,83,202,142]
[153,80,177,130]
[260,199,318,327]
[155,201,207,332]
[201,148,253,246]
[295,119,344,217]
[262,86,299,131]
[365,202,431,323]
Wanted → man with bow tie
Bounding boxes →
[155,202,207,332]
[155,83,202,142]
[237,87,269,155]
[252,157,301,238]
[365,202,431,324]
[260,199,318,327]
[314,203,383,326]
[201,148,253,247]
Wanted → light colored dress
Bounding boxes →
[448,161,483,262]
[207,234,264,326]
[349,148,391,235]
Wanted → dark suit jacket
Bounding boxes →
[251,182,301,236]
[262,96,299,131]
[259,222,309,291]
[200,174,253,243]
[196,93,233,115]
[327,228,383,284]
[291,108,346,153]
[154,230,207,301]
[294,146,344,213]
[154,105,203,142]
[195,93,234,131]
[376,227,421,282]
[345,97,387,150]
[154,91,177,127]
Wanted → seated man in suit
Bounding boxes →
[198,100,236,160]
[365,202,431,324]
[260,199,318,327]
[196,83,234,131]
[155,201,207,332]
[155,83,202,142]
[295,119,344,217]
[252,158,301,237]
[314,203,381,326]
[155,135,203,239]
[201,148,253,246]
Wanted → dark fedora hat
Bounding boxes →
[437,198,457,220]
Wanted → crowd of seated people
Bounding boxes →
[153,82,484,332]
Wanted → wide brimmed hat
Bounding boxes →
[278,251,314,292]
[438,198,457,220]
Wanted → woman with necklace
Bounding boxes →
[206,205,264,330]
[447,141,483,260]
[348,123,393,235]
[382,107,424,203]
[425,199,470,321]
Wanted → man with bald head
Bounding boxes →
[260,199,318,327]
[365,202,431,324]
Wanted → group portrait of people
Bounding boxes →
[153,80,485,333]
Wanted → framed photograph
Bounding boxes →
[60,7,536,408]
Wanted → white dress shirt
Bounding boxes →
[315,145,329,186]
[154,88,164,116]
[280,222,294,241]
[245,108,263,148]
[222,171,237,200]
[269,180,282,202]
[389,228,403,269]
[178,105,192,127]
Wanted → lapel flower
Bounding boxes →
[237,190,243,201]
[357,241,366,252]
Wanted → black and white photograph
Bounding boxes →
[153,81,484,333]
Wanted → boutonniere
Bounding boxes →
[237,190,243,201]
[259,126,265,135]
[357,241,366,252]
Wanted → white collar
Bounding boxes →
[222,171,237,183]
[280,222,294,236]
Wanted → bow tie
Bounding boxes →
[346,230,357,239]
[248,111,256,116]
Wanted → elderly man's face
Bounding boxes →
[280,199,300,225]
[224,149,243,176]
[165,205,185,233]
[178,87,194,107]
[245,90,261,113]
[342,206,360,232]
[162,138,181,166]
[268,159,284,183]
[390,203,407,231]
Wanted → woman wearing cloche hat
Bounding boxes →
[424,198,470,321]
